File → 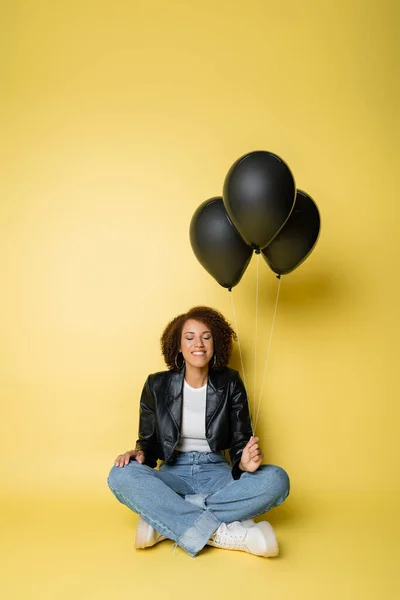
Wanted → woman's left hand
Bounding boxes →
[239,436,264,473]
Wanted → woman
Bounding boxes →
[107,306,290,558]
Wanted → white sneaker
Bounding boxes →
[134,516,167,549]
[134,516,254,550]
[241,519,256,528]
[207,520,279,557]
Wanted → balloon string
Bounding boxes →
[254,275,282,432]
[230,290,254,434]
[253,253,260,422]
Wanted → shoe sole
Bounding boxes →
[257,521,279,557]
[134,517,151,548]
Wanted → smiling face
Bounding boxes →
[180,319,214,370]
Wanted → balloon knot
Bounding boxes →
[255,249,261,255]
[228,287,232,292]
[276,274,281,279]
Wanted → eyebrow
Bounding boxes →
[183,330,212,334]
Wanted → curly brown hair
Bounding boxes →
[161,306,237,372]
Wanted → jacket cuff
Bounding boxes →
[135,441,157,468]
[231,459,245,480]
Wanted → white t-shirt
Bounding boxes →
[176,380,212,453]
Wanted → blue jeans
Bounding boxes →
[107,451,290,557]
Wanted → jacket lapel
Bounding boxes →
[206,370,225,428]
[166,368,225,437]
[166,369,185,434]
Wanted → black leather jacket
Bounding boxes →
[135,366,253,480]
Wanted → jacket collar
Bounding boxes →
[166,368,225,434]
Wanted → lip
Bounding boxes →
[191,351,206,355]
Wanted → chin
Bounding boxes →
[188,358,211,368]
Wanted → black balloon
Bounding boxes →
[261,190,321,275]
[223,151,296,250]
[190,197,253,289]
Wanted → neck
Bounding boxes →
[184,364,209,388]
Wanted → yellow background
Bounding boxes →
[1,0,398,598]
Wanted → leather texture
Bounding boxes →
[135,367,253,480]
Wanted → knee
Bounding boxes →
[261,465,290,499]
[107,463,136,492]
[107,464,124,492]
[107,460,151,493]
[273,466,290,499]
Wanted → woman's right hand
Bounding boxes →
[114,449,145,467]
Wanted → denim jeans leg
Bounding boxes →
[202,464,290,523]
[107,461,221,557]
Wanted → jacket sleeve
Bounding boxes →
[228,371,254,480]
[134,376,159,468]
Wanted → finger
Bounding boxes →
[114,455,123,466]
[122,452,131,466]
[249,448,261,459]
[248,445,260,456]
[247,437,259,450]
